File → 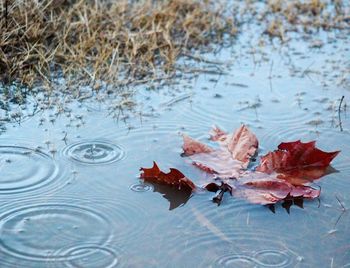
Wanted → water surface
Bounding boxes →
[0,29,349,267]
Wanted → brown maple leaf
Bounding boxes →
[209,124,259,164]
[182,125,258,178]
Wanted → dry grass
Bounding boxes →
[0,0,236,88]
[262,0,349,40]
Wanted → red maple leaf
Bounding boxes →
[140,161,196,191]
[139,125,339,207]
[256,140,340,185]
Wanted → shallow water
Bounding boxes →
[0,30,350,267]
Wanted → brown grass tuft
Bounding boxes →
[0,0,236,88]
[263,0,349,40]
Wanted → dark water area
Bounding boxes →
[0,29,350,267]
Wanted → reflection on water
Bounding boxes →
[152,183,193,210]
[0,28,349,267]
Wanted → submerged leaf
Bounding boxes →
[205,171,320,206]
[190,149,243,178]
[182,125,258,178]
[232,172,320,205]
[222,125,259,165]
[182,135,213,156]
[209,125,228,141]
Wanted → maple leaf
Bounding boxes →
[140,161,196,191]
[139,126,340,209]
[256,140,340,185]
[139,162,196,210]
[180,127,338,205]
[230,172,320,205]
[204,171,321,206]
[182,125,258,178]
[182,135,213,156]
[209,125,259,164]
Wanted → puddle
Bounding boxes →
[0,15,350,268]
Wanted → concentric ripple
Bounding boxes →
[213,254,256,267]
[0,203,113,262]
[0,194,151,264]
[63,140,125,165]
[0,145,59,195]
[254,249,292,267]
[63,245,120,268]
[158,198,301,267]
[165,229,298,268]
[130,182,153,192]
[212,249,293,268]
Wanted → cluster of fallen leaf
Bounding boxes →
[140,125,339,208]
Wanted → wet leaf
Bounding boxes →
[231,172,320,205]
[182,135,213,156]
[139,127,340,208]
[205,172,320,205]
[257,140,339,172]
[182,125,258,178]
[256,140,340,185]
[140,161,196,191]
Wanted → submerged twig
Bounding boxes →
[338,96,345,132]
[268,60,274,79]
[176,66,228,75]
[182,52,226,65]
[334,195,346,227]
[61,131,68,144]
[301,61,315,77]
